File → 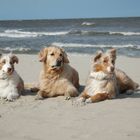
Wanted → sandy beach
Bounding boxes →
[0,54,140,140]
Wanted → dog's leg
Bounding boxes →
[79,91,90,101]
[65,86,78,100]
[1,93,8,100]
[35,90,47,100]
[72,68,79,89]
[116,69,139,93]
[85,93,109,103]
[76,91,90,105]
[6,88,19,102]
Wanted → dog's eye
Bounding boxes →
[111,60,114,64]
[103,59,108,63]
[50,53,54,56]
[2,60,5,64]
[60,53,62,56]
[10,61,13,65]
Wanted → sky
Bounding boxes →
[0,0,140,20]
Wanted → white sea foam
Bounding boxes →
[81,22,96,26]
[0,43,139,55]
[52,42,95,48]
[0,47,32,52]
[0,30,68,38]
[68,30,140,36]
[52,42,140,49]
[109,31,140,36]
[1,29,140,38]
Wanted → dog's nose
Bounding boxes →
[110,66,114,72]
[56,60,62,67]
[7,68,12,73]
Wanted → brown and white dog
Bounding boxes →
[0,53,24,101]
[36,45,79,100]
[77,48,139,104]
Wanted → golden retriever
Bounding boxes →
[36,45,79,100]
[77,48,139,104]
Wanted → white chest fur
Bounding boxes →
[0,71,20,101]
[86,71,113,96]
[86,78,108,96]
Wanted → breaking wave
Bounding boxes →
[52,42,140,49]
[0,29,68,38]
[68,30,140,36]
[0,29,140,38]
[0,43,140,57]
[81,22,96,26]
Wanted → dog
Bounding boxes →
[36,45,79,100]
[0,53,24,101]
[77,48,139,104]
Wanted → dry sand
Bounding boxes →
[0,54,140,140]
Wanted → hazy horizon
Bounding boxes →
[0,16,140,21]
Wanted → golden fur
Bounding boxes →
[77,48,139,104]
[36,45,79,100]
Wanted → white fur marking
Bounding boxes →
[86,71,110,96]
[77,97,85,102]
[107,66,111,73]
[90,71,108,80]
[85,98,92,103]
[75,97,86,106]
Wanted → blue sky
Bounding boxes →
[0,0,140,20]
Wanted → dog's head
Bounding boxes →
[39,45,69,71]
[91,48,116,74]
[0,53,18,78]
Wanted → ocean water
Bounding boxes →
[0,17,140,57]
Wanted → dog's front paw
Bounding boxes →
[125,90,134,95]
[1,94,7,100]
[6,93,19,102]
[77,97,85,102]
[72,97,86,106]
[35,90,45,100]
[85,98,92,104]
[35,94,44,100]
[65,96,71,100]
[6,97,15,102]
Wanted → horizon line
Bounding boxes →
[0,16,140,21]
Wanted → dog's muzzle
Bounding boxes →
[107,66,115,73]
[51,60,62,69]
[7,68,12,73]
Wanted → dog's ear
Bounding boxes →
[61,48,69,63]
[93,51,103,62]
[39,48,48,62]
[11,55,19,64]
[108,48,116,60]
[0,53,2,58]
